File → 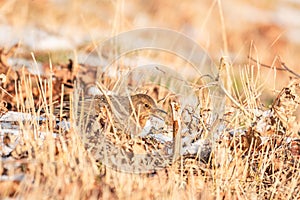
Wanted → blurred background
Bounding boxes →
[0,0,300,95]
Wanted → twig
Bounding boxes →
[278,57,300,78]
[249,56,300,78]
[0,86,13,98]
[248,56,285,71]
[171,101,181,161]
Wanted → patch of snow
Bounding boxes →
[150,133,172,143]
[56,120,71,131]
[0,111,45,122]
[0,174,25,181]
[87,86,103,95]
[7,58,44,75]
[24,27,74,50]
[181,138,211,155]
[0,24,76,50]
[275,4,300,27]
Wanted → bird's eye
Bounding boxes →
[144,103,150,108]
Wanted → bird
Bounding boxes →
[76,93,167,135]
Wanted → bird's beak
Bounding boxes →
[156,108,167,115]
[151,108,167,119]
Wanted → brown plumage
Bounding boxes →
[76,94,166,134]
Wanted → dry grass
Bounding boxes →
[1,0,300,199]
[0,43,299,199]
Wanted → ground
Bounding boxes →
[0,0,300,199]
